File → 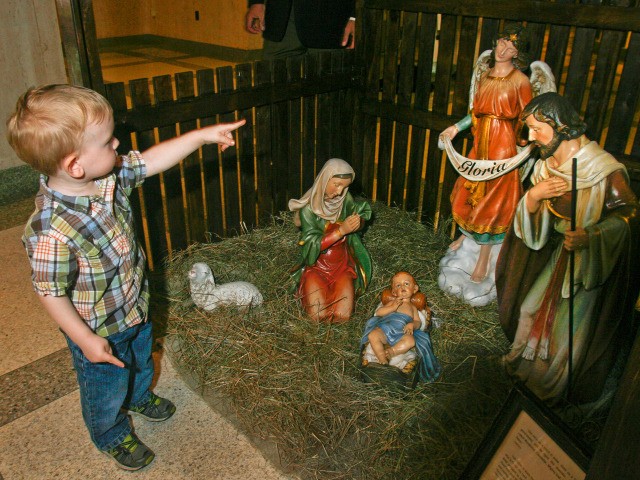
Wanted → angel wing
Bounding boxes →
[469,49,492,111]
[529,61,557,96]
[519,61,557,179]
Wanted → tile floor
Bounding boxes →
[0,45,293,479]
[0,226,292,480]
[101,47,236,84]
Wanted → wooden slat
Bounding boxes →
[423,14,457,224]
[253,61,275,223]
[397,12,417,109]
[376,10,401,203]
[358,7,385,195]
[406,12,438,212]
[271,59,290,213]
[543,4,572,83]
[302,54,318,190]
[329,52,343,159]
[129,78,165,266]
[432,15,457,114]
[317,56,348,178]
[453,17,480,117]
[526,22,547,64]
[605,32,640,155]
[216,65,241,236]
[351,6,371,192]
[633,119,640,159]
[152,74,186,255]
[389,11,419,208]
[340,52,357,167]
[413,14,437,110]
[78,0,104,93]
[105,82,131,151]
[236,62,258,229]
[316,52,333,186]
[330,51,353,163]
[478,18,499,55]
[55,0,104,92]
[287,56,304,198]
[582,29,626,141]
[196,68,224,239]
[175,71,201,247]
[563,26,597,111]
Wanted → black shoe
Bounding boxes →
[102,433,154,471]
[129,392,176,422]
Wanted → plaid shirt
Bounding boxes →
[23,151,150,337]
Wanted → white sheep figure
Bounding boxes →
[189,262,263,311]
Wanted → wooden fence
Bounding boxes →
[353,0,640,231]
[104,0,640,269]
[105,52,357,269]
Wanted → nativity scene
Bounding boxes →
[5,3,640,480]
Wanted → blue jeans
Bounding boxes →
[66,321,154,450]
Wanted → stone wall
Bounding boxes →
[0,0,66,172]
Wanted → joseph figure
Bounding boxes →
[496,92,640,405]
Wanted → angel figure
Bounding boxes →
[438,23,556,306]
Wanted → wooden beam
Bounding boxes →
[115,73,355,132]
[54,0,104,93]
[359,98,463,133]
[367,0,640,32]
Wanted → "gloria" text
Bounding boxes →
[458,160,508,177]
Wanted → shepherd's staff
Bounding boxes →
[568,157,577,400]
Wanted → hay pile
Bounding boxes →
[164,202,512,480]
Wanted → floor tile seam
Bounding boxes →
[0,385,79,430]
[102,59,162,70]
[104,51,199,66]
[0,347,77,427]
[131,55,228,72]
[164,59,231,71]
[0,347,69,380]
[102,53,198,69]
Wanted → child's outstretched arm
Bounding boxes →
[143,119,246,177]
[37,295,125,367]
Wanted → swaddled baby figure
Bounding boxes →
[360,272,441,383]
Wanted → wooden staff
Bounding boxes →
[568,157,577,400]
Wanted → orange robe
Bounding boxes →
[451,68,532,244]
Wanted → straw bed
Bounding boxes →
[165,202,512,479]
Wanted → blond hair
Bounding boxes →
[6,84,113,176]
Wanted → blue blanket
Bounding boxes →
[360,312,441,383]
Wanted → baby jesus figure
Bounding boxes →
[360,272,441,383]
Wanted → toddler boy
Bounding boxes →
[6,84,245,471]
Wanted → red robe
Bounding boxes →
[451,68,532,243]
